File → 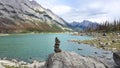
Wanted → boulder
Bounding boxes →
[0,64,5,68]
[113,51,120,67]
[103,33,107,36]
[99,42,104,46]
[112,40,116,43]
[105,42,111,46]
[45,51,107,68]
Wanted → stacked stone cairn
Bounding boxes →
[54,37,62,53]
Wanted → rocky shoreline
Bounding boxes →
[70,32,120,52]
[0,51,118,68]
[0,58,45,68]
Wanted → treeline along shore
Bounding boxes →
[83,19,120,33]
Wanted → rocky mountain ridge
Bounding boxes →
[0,0,69,33]
[68,20,99,31]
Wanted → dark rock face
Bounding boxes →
[54,37,62,53]
[113,51,120,67]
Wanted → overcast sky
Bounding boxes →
[35,0,120,23]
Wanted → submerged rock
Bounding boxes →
[45,51,107,68]
[78,48,83,50]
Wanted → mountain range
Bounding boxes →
[0,0,99,33]
[0,0,70,33]
[68,20,99,31]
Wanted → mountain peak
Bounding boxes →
[68,20,99,31]
[83,20,90,22]
[30,0,41,6]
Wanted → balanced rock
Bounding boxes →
[54,37,61,53]
[113,51,120,67]
[45,51,107,68]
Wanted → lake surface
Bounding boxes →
[0,34,112,62]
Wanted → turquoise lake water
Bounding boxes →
[0,34,112,62]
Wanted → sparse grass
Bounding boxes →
[4,66,18,68]
[4,65,28,68]
[73,33,120,51]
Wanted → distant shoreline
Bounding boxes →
[0,34,9,36]
[0,32,70,36]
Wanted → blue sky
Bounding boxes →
[35,0,120,23]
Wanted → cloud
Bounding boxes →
[35,0,72,15]
[35,0,57,8]
[70,0,120,23]
[82,1,107,16]
[51,5,72,15]
[104,1,120,17]
[35,0,120,23]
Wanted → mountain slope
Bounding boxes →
[68,20,99,31]
[0,0,69,33]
